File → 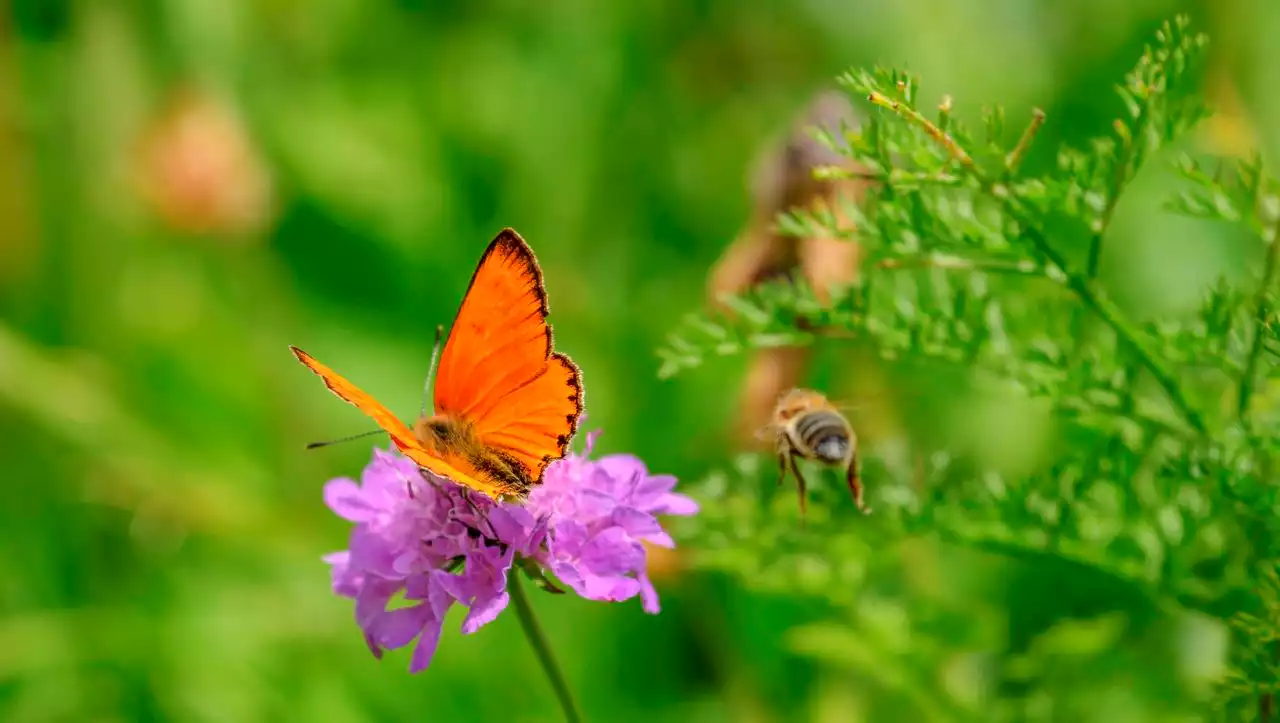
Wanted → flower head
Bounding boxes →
[322,430,698,672]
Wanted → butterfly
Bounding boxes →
[290,228,584,501]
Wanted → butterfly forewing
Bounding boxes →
[434,231,553,420]
[289,346,486,488]
[433,230,583,486]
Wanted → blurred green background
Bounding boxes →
[2,1,1277,722]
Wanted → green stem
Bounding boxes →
[1002,197,1207,433]
[867,90,975,171]
[1238,217,1280,420]
[836,168,963,187]
[1088,110,1149,279]
[1004,108,1047,175]
[874,251,1049,278]
[510,571,583,723]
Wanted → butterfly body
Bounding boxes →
[292,229,583,502]
[411,414,534,500]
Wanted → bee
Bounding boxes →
[759,388,869,519]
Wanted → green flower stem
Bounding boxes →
[510,571,584,723]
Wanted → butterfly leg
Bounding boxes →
[459,489,502,543]
[416,469,506,549]
[447,490,503,550]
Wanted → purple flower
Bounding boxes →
[322,430,698,673]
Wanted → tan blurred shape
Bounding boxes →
[1202,61,1258,159]
[708,90,871,446]
[135,88,273,240]
[1200,0,1259,160]
[642,539,684,582]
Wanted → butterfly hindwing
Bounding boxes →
[472,352,583,485]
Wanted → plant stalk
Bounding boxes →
[1087,109,1150,279]
[1237,216,1280,421]
[510,571,583,723]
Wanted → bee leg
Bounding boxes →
[787,454,809,524]
[846,453,870,515]
[776,451,788,487]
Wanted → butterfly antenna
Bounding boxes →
[306,429,386,450]
[421,324,445,417]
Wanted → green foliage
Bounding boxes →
[664,16,1280,721]
[12,3,1280,722]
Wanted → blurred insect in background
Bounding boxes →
[706,89,872,447]
[760,387,869,520]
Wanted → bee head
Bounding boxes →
[774,387,828,421]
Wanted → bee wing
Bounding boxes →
[829,400,871,416]
[754,420,783,443]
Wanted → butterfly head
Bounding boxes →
[413,414,465,451]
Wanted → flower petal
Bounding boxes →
[487,505,535,547]
[655,492,700,517]
[582,574,641,602]
[461,589,510,634]
[635,472,679,499]
[610,507,663,539]
[580,527,645,574]
[576,487,619,521]
[373,604,433,649]
[324,479,379,522]
[348,525,397,578]
[354,577,400,628]
[596,454,646,483]
[638,571,661,614]
[642,529,677,548]
[325,551,363,597]
[408,615,445,673]
[548,520,588,557]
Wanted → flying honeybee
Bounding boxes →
[759,388,870,519]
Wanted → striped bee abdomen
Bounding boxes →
[793,410,852,464]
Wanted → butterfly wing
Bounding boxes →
[470,351,582,480]
[433,229,584,490]
[290,345,484,488]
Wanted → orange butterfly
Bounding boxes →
[290,228,584,501]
